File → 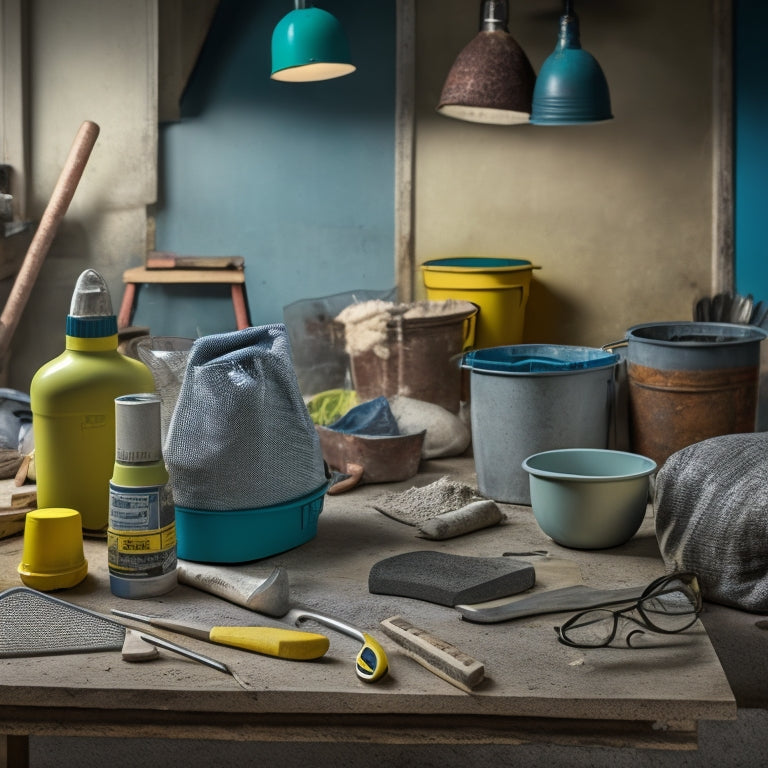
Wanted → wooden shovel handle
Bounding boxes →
[0,120,100,358]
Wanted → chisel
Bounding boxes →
[111,609,330,660]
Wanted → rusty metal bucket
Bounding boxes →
[346,302,477,414]
[609,322,767,466]
[316,426,426,494]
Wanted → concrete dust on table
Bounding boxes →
[372,475,484,525]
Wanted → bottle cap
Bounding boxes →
[66,269,118,338]
[115,393,163,463]
[18,508,88,591]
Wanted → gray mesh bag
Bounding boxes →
[164,325,327,511]
[654,432,768,611]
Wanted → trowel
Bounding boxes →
[456,584,647,624]
[177,560,289,617]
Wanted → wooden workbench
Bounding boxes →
[0,456,736,765]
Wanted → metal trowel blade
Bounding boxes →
[456,584,647,624]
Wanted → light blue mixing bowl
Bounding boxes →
[522,448,657,549]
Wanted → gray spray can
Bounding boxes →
[108,393,177,598]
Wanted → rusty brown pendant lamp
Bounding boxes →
[437,0,535,125]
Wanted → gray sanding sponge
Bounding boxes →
[368,551,535,607]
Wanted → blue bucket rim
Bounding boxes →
[462,344,619,375]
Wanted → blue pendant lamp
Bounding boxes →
[271,1,356,82]
[530,0,612,125]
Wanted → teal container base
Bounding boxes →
[175,483,328,564]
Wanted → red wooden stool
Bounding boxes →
[118,252,251,330]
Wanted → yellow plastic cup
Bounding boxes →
[18,508,88,591]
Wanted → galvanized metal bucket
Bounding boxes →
[608,322,767,467]
[462,345,620,505]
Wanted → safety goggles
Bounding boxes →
[555,572,702,649]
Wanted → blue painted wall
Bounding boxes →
[137,0,396,337]
[734,0,768,300]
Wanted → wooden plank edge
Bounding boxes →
[0,709,701,750]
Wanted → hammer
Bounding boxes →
[177,561,388,683]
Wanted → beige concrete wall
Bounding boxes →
[413,0,715,348]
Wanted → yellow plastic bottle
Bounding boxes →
[30,269,155,532]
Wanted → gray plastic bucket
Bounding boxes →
[462,345,620,505]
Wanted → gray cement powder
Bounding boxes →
[373,475,484,526]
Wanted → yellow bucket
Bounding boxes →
[421,258,539,349]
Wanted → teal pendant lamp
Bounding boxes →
[530,0,612,125]
[271,1,356,82]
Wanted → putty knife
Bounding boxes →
[456,584,647,624]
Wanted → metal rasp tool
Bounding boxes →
[111,609,330,660]
[0,586,231,676]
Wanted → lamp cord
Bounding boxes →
[480,0,509,33]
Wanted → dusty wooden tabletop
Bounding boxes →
[0,456,736,748]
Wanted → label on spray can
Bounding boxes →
[108,481,176,581]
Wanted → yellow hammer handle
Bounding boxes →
[209,626,329,660]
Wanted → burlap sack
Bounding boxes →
[654,432,768,611]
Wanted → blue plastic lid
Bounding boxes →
[462,344,619,374]
[66,315,118,338]
[423,257,532,270]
